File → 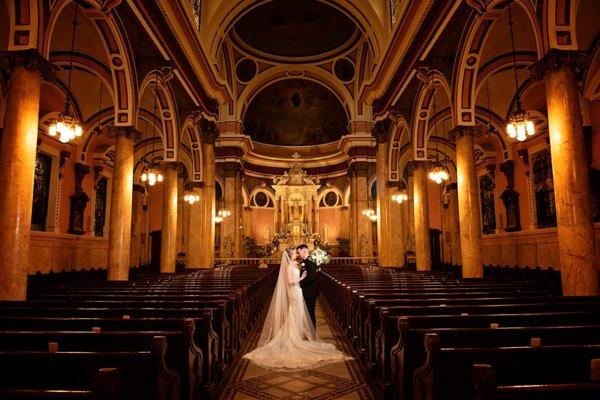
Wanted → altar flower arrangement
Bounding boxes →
[309,247,330,267]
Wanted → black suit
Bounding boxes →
[300,258,319,328]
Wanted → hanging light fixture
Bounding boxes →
[214,199,230,223]
[362,197,377,221]
[140,67,163,186]
[505,0,535,142]
[184,190,200,205]
[391,179,408,204]
[48,3,82,143]
[427,76,449,185]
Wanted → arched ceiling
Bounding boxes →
[233,0,357,59]
[243,78,348,146]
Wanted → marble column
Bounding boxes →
[107,127,138,281]
[406,172,416,252]
[389,195,405,266]
[220,162,242,258]
[234,168,243,256]
[130,184,144,268]
[141,193,150,266]
[451,126,483,278]
[412,162,432,271]
[176,174,185,254]
[349,161,373,258]
[201,122,217,268]
[349,169,359,256]
[532,50,599,295]
[160,162,178,273]
[0,51,51,300]
[446,183,461,265]
[375,138,392,267]
[186,184,204,268]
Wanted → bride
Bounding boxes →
[243,248,351,369]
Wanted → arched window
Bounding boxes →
[31,152,52,231]
[479,175,496,234]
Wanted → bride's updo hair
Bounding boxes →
[285,247,295,258]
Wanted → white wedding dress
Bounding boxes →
[243,252,351,370]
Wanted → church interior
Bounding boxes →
[1,0,600,398]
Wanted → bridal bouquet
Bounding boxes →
[309,247,330,267]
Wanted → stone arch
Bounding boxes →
[316,186,344,208]
[545,0,581,50]
[43,0,136,126]
[138,70,180,162]
[2,0,42,51]
[249,186,276,208]
[454,0,543,126]
[412,70,453,160]
[181,117,204,182]
[388,116,410,182]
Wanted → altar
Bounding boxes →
[271,161,321,249]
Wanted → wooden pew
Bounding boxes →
[413,333,600,400]
[0,336,179,400]
[472,364,600,400]
[0,367,118,399]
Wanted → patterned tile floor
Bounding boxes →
[215,301,381,399]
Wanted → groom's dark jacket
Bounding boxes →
[299,258,319,298]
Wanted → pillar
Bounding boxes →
[412,162,432,271]
[0,50,51,300]
[141,192,150,266]
[176,173,185,254]
[446,183,461,264]
[130,184,144,268]
[349,161,373,258]
[375,133,392,267]
[406,172,416,252]
[186,184,204,268]
[452,126,483,278]
[201,122,217,268]
[532,50,599,295]
[220,162,242,258]
[160,162,178,273]
[107,127,138,281]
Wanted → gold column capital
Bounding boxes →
[107,126,141,142]
[199,118,219,144]
[0,49,55,81]
[531,49,589,82]
[448,125,483,142]
[372,118,393,143]
[404,160,430,177]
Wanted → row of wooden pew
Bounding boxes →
[0,266,277,399]
[319,265,600,400]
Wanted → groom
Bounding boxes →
[297,243,318,328]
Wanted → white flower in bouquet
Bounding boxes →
[309,247,330,267]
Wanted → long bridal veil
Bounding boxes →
[243,250,351,370]
[257,250,317,345]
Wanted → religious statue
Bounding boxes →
[264,223,271,243]
[359,234,368,257]
[222,235,233,257]
[322,222,329,244]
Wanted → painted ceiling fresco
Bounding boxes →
[243,79,348,146]
[234,0,356,58]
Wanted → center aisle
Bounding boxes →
[216,301,382,399]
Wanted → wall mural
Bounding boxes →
[244,79,348,146]
[479,175,496,234]
[532,149,557,228]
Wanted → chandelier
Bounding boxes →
[214,199,231,223]
[140,164,163,186]
[140,67,163,186]
[428,163,450,184]
[49,3,81,144]
[506,0,535,142]
[184,190,200,205]
[362,197,378,221]
[427,75,449,185]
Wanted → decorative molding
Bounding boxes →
[107,126,141,142]
[448,125,483,143]
[0,49,55,81]
[531,50,589,82]
[58,151,71,180]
